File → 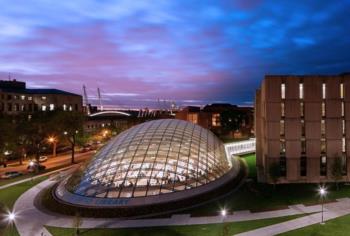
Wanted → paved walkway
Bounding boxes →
[13,172,350,236]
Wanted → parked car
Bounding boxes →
[39,156,48,162]
[27,163,46,173]
[1,171,23,179]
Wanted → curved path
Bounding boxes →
[13,172,349,236]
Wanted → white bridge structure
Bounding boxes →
[225,138,256,157]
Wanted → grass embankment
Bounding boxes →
[47,214,304,236]
[0,176,47,236]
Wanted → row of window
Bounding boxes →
[0,94,48,101]
[0,102,79,112]
[278,155,347,178]
[281,82,345,99]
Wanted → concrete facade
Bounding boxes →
[256,74,350,183]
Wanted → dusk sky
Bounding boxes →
[1,0,350,109]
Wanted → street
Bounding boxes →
[0,150,94,176]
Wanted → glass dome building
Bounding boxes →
[55,119,240,209]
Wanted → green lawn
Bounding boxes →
[0,176,47,236]
[280,213,350,236]
[241,154,256,178]
[47,214,304,236]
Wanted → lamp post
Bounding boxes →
[319,186,327,225]
[48,136,57,157]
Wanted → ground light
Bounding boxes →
[318,186,327,225]
[6,211,16,236]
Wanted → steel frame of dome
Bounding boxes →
[55,119,240,208]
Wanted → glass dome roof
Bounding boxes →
[74,119,230,199]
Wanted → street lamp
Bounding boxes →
[6,211,16,236]
[47,136,57,157]
[319,186,327,225]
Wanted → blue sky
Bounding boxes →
[0,0,350,108]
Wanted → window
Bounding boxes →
[320,156,327,176]
[322,83,326,99]
[300,102,304,117]
[322,102,325,117]
[280,139,286,154]
[281,102,285,117]
[299,83,304,99]
[341,83,344,99]
[281,83,285,99]
[20,95,25,100]
[321,138,326,153]
[42,96,47,100]
[7,103,12,111]
[321,120,325,136]
[342,153,347,175]
[280,120,285,136]
[21,105,25,111]
[342,102,345,117]
[300,156,307,177]
[63,104,67,111]
[212,113,220,127]
[69,105,73,111]
[188,113,198,124]
[342,137,346,153]
[15,103,19,111]
[343,120,346,135]
[280,157,286,177]
[28,96,32,101]
[301,138,306,153]
[301,119,305,136]
[42,105,47,111]
[49,104,55,111]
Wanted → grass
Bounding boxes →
[241,154,256,179]
[0,176,47,236]
[280,213,350,236]
[47,214,304,236]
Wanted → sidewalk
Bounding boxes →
[14,176,350,236]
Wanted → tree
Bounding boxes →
[53,111,85,164]
[220,109,247,134]
[331,155,343,191]
[269,161,280,189]
[0,116,15,167]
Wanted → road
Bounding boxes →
[0,150,94,176]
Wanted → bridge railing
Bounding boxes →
[224,138,256,157]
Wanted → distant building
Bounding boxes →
[255,74,350,184]
[175,103,253,138]
[0,79,82,115]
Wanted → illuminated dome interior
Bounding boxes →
[73,119,231,199]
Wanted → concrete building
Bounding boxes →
[0,79,82,115]
[255,74,350,184]
[176,103,253,139]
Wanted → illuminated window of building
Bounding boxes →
[321,119,326,136]
[299,83,303,99]
[281,83,285,99]
[301,137,306,153]
[21,105,25,111]
[281,102,285,117]
[69,105,73,111]
[300,102,304,117]
[280,120,285,136]
[42,105,47,111]
[49,104,55,111]
[20,95,25,100]
[63,104,67,111]
[42,96,47,100]
[28,96,32,101]
[322,83,326,99]
[280,138,286,154]
[322,102,325,117]
[14,95,18,100]
[188,113,198,124]
[342,102,345,117]
[321,138,326,153]
[212,113,220,127]
[341,83,344,99]
[343,137,346,153]
[343,120,346,135]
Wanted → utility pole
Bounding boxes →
[83,85,90,115]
